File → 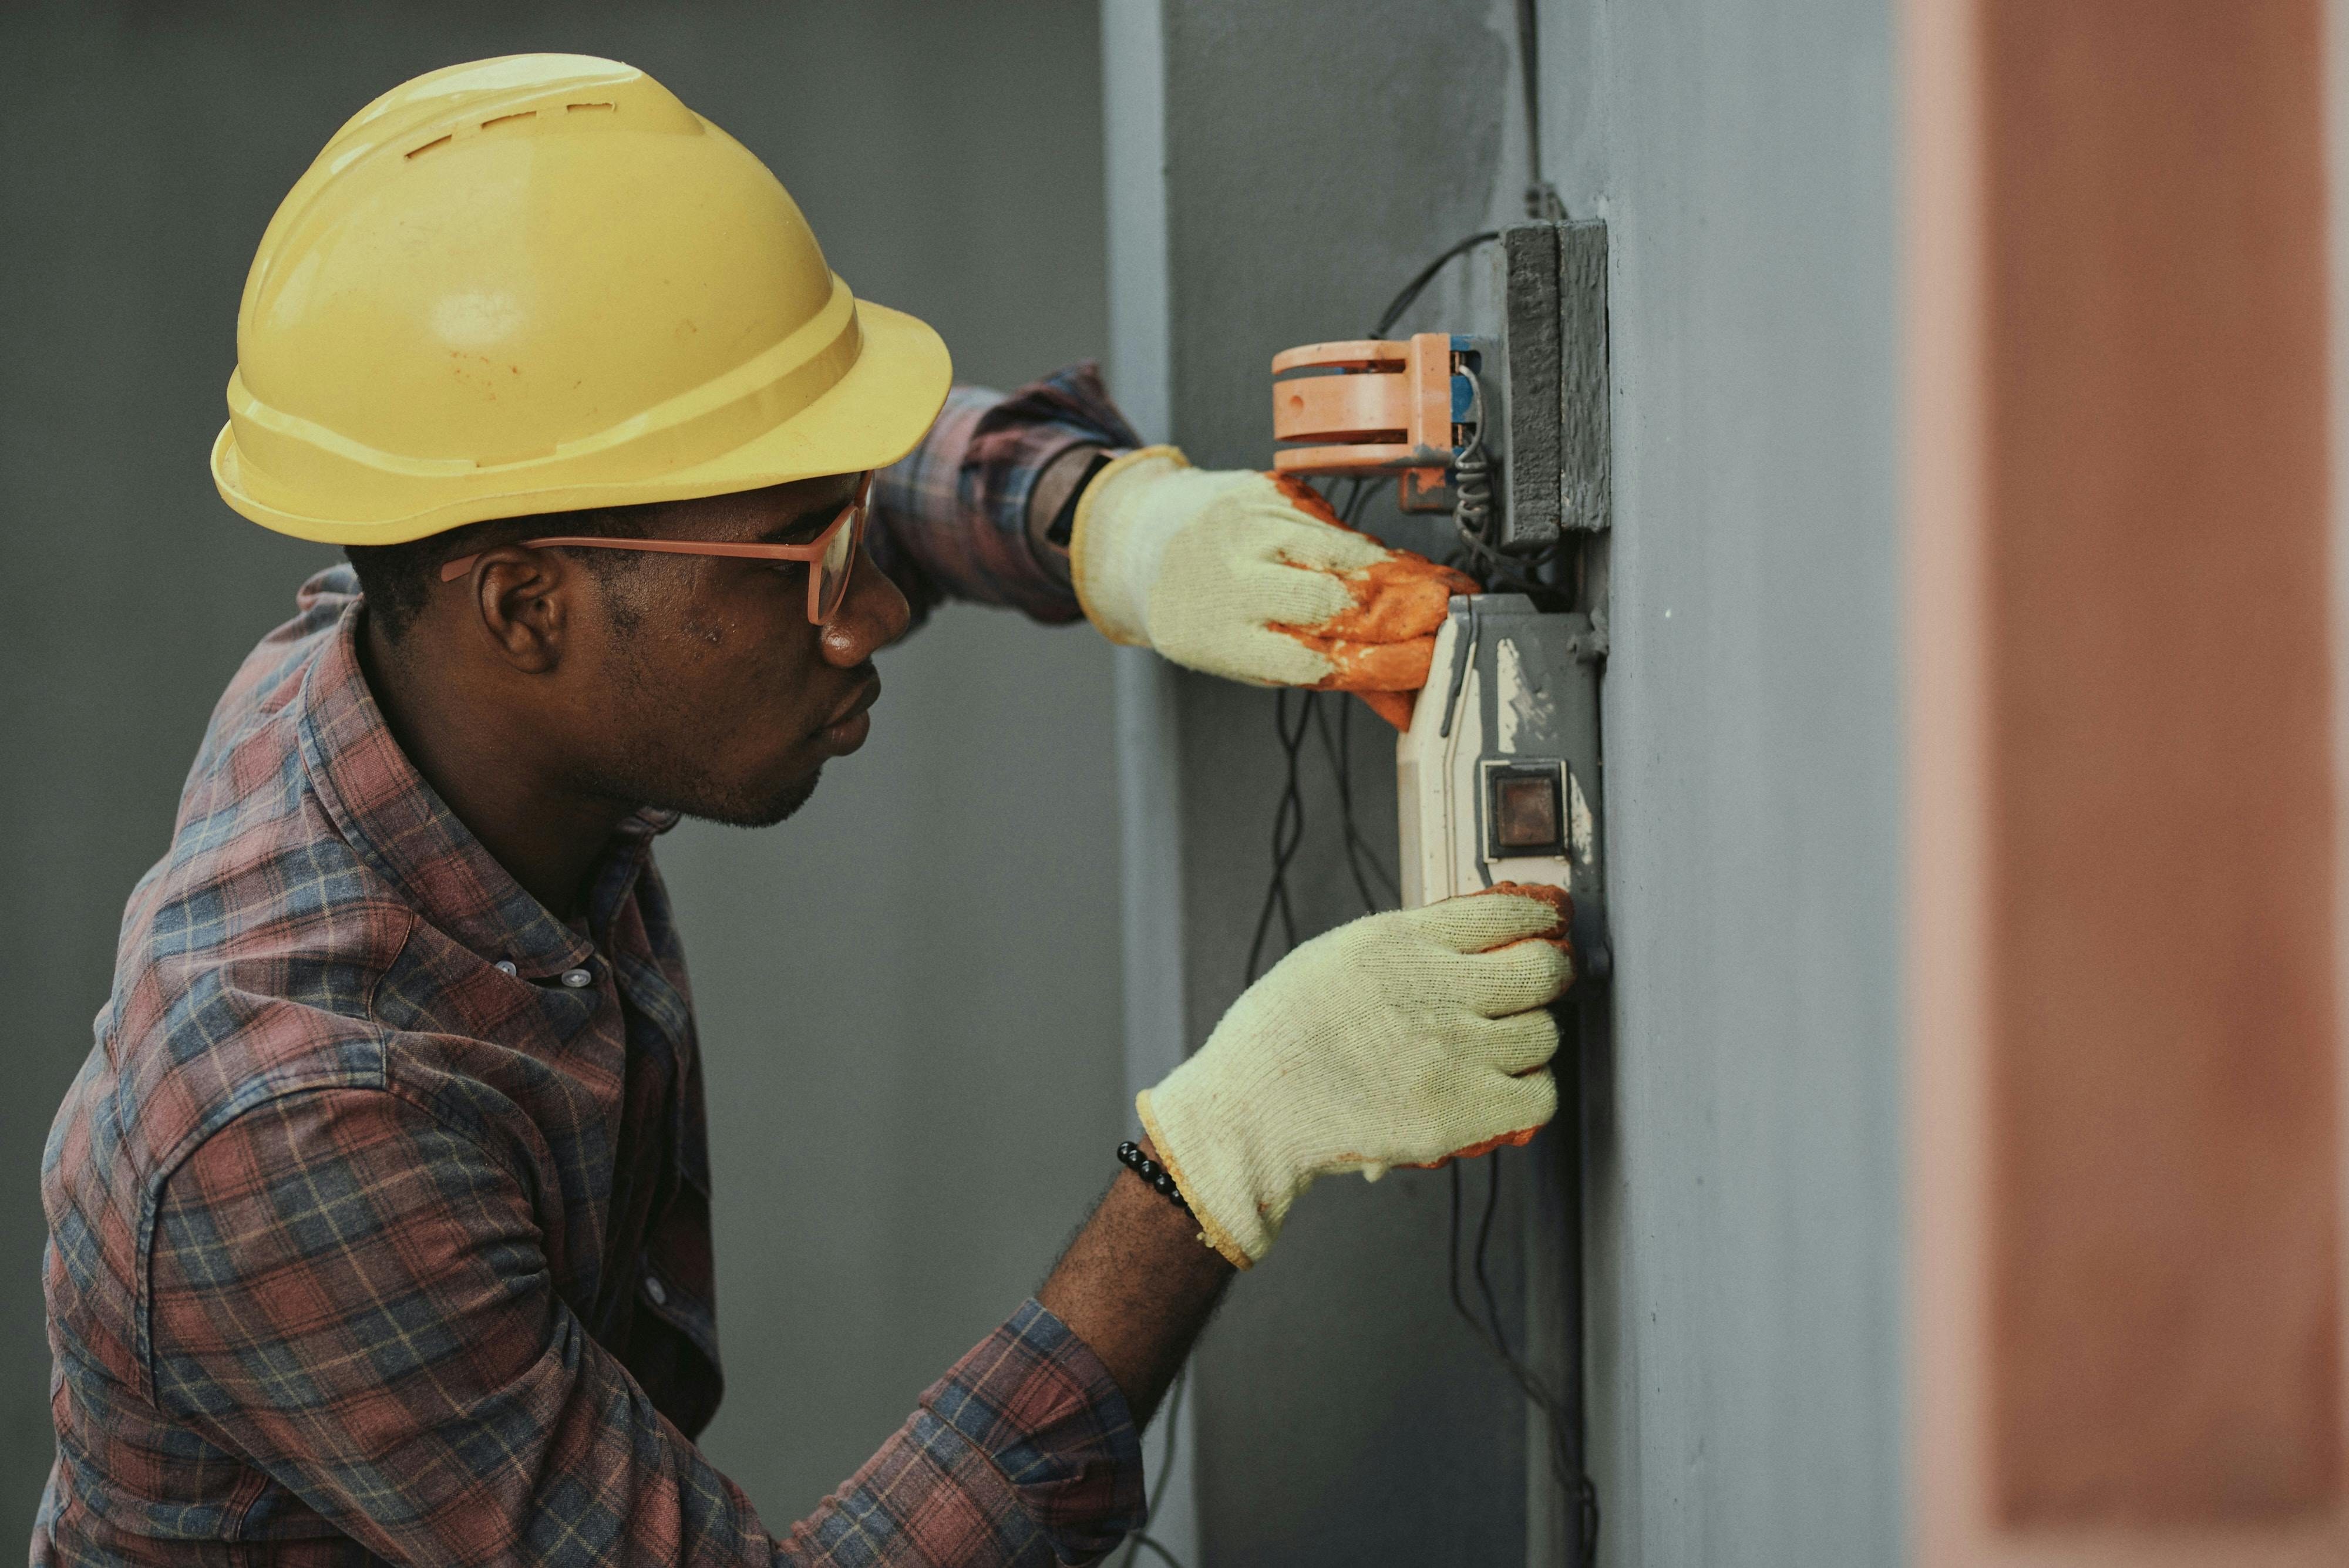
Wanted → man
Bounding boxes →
[37,55,1570,1567]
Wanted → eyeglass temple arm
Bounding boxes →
[439,536,845,584]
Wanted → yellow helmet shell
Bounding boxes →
[213,55,950,544]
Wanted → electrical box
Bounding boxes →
[1398,596,1608,977]
[1271,218,1613,971]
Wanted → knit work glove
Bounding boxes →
[1138,884,1573,1269]
[1069,445,1477,724]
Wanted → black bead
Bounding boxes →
[1115,1140,1191,1216]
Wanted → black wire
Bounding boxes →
[1246,476,1403,971]
[1244,688,1318,983]
[1370,231,1500,339]
[1448,1156,1597,1560]
[1365,234,1571,601]
[1474,1155,1510,1354]
[1515,0,1569,221]
[1311,698,1399,913]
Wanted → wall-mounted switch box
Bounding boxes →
[1399,593,1608,976]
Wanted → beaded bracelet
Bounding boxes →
[1116,1140,1193,1216]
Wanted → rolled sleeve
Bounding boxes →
[869,362,1143,626]
[146,1084,1142,1567]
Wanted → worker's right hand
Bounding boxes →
[1136,886,1573,1269]
[1069,445,1476,726]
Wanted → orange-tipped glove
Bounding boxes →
[1138,884,1573,1269]
[1069,446,1477,725]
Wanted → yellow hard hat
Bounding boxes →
[211,54,951,544]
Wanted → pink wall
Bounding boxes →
[1909,0,2349,1559]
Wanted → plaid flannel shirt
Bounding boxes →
[37,367,1145,1568]
[869,362,1139,627]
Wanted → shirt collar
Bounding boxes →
[295,602,672,980]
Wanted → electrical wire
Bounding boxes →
[1312,696,1399,913]
[1365,235,1567,602]
[1369,231,1499,339]
[1243,686,1320,984]
[1448,374,1550,594]
[1450,1158,1601,1561]
[1244,476,1404,988]
[1516,0,1569,221]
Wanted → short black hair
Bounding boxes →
[346,500,669,640]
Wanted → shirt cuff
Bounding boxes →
[869,362,1145,626]
[914,1298,1147,1565]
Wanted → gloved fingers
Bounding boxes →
[1475,920,1569,1018]
[1396,1124,1542,1172]
[1398,1069,1560,1169]
[1354,689,1418,731]
[1156,510,1358,628]
[1405,943,1563,1022]
[1398,889,1570,955]
[1468,1006,1563,1076]
[1479,880,1574,942]
[1239,507,1394,576]
[1267,470,1353,525]
[1304,556,1479,643]
[1157,618,1340,688]
[1217,546,1365,627]
[1281,631,1442,692]
[1254,521,1473,650]
[1247,482,1476,630]
[1474,1068,1559,1146]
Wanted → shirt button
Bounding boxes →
[643,1276,668,1307]
[560,967,593,988]
[494,960,518,976]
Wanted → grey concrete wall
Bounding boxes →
[0,0,1120,1535]
[1535,1,1907,1562]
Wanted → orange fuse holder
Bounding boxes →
[1270,332,1475,513]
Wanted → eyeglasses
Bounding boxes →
[437,472,874,625]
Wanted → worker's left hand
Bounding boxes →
[1138,883,1573,1269]
[1069,446,1476,721]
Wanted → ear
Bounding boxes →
[464,546,577,675]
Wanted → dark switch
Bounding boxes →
[1488,765,1565,856]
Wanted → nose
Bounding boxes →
[818,546,910,667]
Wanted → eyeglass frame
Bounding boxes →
[436,472,875,625]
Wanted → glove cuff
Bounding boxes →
[1068,445,1192,646]
[1135,1086,1266,1270]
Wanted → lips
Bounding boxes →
[817,671,881,747]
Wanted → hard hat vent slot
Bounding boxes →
[481,111,537,131]
[566,102,615,113]
[405,134,452,160]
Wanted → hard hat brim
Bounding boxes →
[211,298,953,546]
